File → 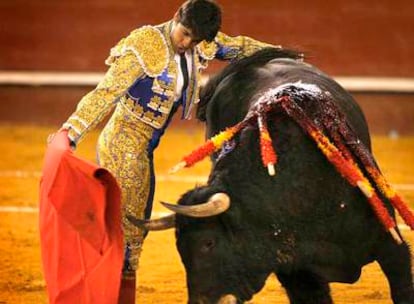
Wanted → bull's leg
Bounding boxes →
[276,271,333,304]
[375,238,414,304]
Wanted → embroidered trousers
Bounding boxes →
[97,104,155,276]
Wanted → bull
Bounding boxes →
[128,48,414,304]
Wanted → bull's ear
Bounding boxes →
[161,193,230,218]
[126,214,175,231]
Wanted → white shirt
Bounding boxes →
[173,51,192,102]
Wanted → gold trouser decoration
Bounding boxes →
[97,104,155,276]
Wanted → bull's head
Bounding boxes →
[127,187,271,304]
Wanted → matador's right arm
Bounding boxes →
[62,50,144,145]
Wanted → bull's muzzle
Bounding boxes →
[217,294,238,304]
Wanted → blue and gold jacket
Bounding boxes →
[63,21,276,144]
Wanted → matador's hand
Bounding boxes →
[47,133,56,145]
[47,130,76,151]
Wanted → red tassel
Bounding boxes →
[279,98,398,236]
[260,134,277,165]
[258,114,277,175]
[183,140,216,167]
[364,187,397,230]
[391,194,414,229]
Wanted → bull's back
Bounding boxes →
[211,59,381,269]
[261,59,371,148]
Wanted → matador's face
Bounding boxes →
[170,22,202,54]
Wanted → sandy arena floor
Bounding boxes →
[0,124,413,303]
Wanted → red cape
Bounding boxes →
[39,131,124,304]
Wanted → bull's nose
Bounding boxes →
[217,294,238,304]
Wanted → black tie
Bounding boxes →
[180,53,189,93]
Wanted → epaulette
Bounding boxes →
[196,38,218,61]
[105,25,169,77]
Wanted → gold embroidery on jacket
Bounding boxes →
[152,75,175,98]
[120,96,164,129]
[197,40,217,60]
[214,32,277,60]
[148,96,164,112]
[106,25,169,77]
[65,51,144,143]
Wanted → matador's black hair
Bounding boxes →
[177,0,221,42]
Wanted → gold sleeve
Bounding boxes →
[105,26,169,77]
[213,31,280,61]
[62,51,145,144]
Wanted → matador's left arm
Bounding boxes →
[197,31,281,62]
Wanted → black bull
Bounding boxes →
[129,48,414,304]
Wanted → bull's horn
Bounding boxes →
[161,193,231,218]
[217,294,238,304]
[126,214,175,231]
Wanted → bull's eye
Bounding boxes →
[200,238,216,253]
